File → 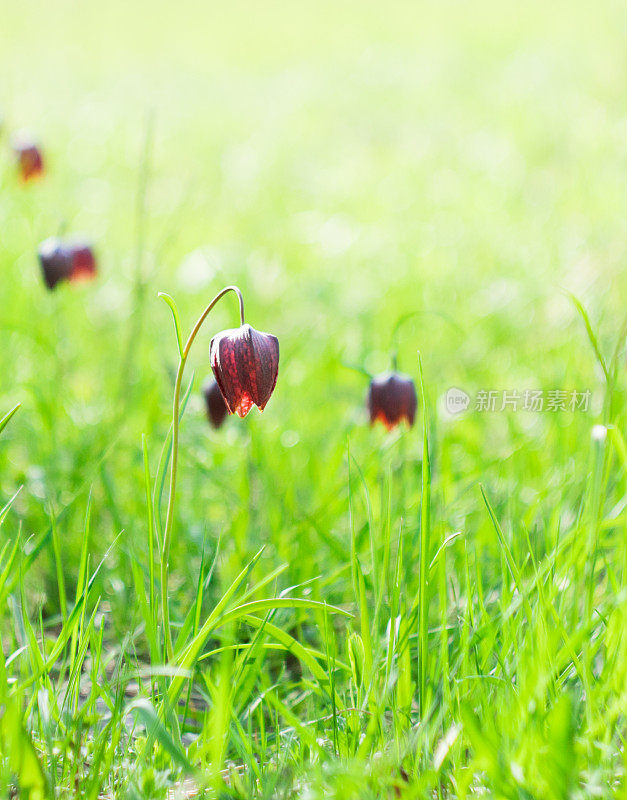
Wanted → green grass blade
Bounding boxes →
[417,351,432,716]
[157,292,184,358]
[0,402,20,436]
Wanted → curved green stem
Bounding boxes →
[161,285,244,661]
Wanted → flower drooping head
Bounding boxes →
[68,243,97,283]
[367,372,417,430]
[203,378,229,429]
[12,133,44,182]
[38,238,97,290]
[38,239,71,290]
[210,324,279,418]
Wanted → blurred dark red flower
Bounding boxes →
[38,239,71,290]
[38,238,97,290]
[367,372,417,430]
[12,134,44,182]
[210,324,279,418]
[203,378,229,429]
[67,243,97,284]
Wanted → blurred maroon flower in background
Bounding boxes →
[367,372,417,430]
[203,378,229,429]
[38,239,71,290]
[12,133,44,182]
[210,324,279,418]
[68,243,97,284]
[38,238,97,290]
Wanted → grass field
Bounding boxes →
[1,1,626,797]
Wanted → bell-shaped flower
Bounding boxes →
[12,133,44,182]
[367,372,417,430]
[202,378,229,429]
[210,324,279,418]
[67,243,97,283]
[38,238,97,290]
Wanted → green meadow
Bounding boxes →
[0,1,625,797]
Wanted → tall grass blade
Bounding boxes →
[417,352,431,717]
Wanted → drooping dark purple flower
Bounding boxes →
[367,372,417,430]
[12,134,44,182]
[203,378,229,429]
[38,238,97,290]
[38,239,71,289]
[67,243,97,284]
[210,324,279,418]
